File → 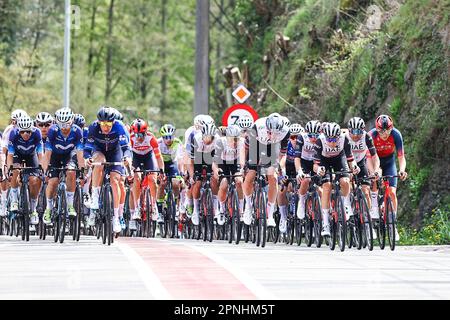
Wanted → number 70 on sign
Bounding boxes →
[221,104,259,126]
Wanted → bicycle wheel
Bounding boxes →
[359,194,373,251]
[386,197,396,251]
[206,189,214,242]
[232,190,241,245]
[305,197,313,247]
[144,188,152,238]
[313,194,322,248]
[259,191,267,248]
[243,224,249,243]
[105,185,114,245]
[328,205,337,251]
[226,192,234,244]
[336,196,346,252]
[168,192,176,238]
[377,202,386,250]
[20,186,31,242]
[74,185,83,241]
[58,191,67,244]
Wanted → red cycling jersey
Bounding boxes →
[130,131,161,158]
[368,128,404,158]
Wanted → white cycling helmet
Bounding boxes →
[305,120,321,134]
[237,115,254,129]
[289,123,303,134]
[35,112,53,124]
[194,114,205,127]
[55,107,74,124]
[281,116,291,128]
[323,122,341,138]
[11,109,28,121]
[201,123,217,136]
[17,115,33,131]
[266,113,284,130]
[348,117,365,130]
[225,125,241,137]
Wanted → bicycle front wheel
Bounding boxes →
[258,191,267,248]
[386,197,396,251]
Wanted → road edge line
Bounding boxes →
[116,241,172,300]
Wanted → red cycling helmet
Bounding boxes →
[131,118,148,134]
[375,114,393,131]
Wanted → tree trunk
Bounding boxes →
[87,1,97,99]
[105,0,115,103]
[160,0,167,117]
[194,0,210,116]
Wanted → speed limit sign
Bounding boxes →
[222,104,259,126]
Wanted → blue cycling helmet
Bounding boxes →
[73,114,86,128]
[97,106,116,122]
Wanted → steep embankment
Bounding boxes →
[231,0,449,241]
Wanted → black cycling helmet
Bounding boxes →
[97,106,116,122]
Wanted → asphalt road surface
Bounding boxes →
[1,235,449,300]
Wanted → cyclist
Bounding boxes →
[73,113,92,208]
[313,122,360,236]
[277,123,303,232]
[42,107,85,224]
[188,122,220,226]
[129,118,164,226]
[35,112,53,145]
[215,125,245,225]
[183,114,215,218]
[157,124,183,224]
[1,110,28,216]
[217,125,227,137]
[295,120,321,220]
[6,114,43,225]
[242,113,290,227]
[346,116,378,208]
[368,115,407,240]
[84,106,132,234]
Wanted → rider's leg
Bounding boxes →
[266,166,278,225]
[235,177,244,214]
[277,182,288,231]
[242,169,256,210]
[218,178,228,213]
[66,170,76,215]
[191,180,201,225]
[148,173,158,220]
[321,182,332,227]
[90,152,105,210]
[132,172,141,215]
[29,176,41,213]
[156,178,166,219]
[211,174,220,217]
[297,178,310,219]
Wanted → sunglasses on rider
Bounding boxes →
[325,137,338,143]
[99,121,113,128]
[19,130,32,135]
[377,128,392,135]
[350,128,364,135]
[37,123,51,128]
[163,135,174,140]
[57,121,71,129]
[307,133,319,139]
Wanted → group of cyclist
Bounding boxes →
[0,105,407,243]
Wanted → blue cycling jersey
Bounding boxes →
[286,140,300,164]
[45,124,83,155]
[8,127,43,155]
[84,120,131,159]
[82,127,89,144]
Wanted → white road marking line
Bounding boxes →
[182,242,277,300]
[116,241,172,300]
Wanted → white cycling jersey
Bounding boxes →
[214,136,243,163]
[345,131,377,163]
[252,117,289,145]
[2,124,14,151]
[296,132,317,161]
